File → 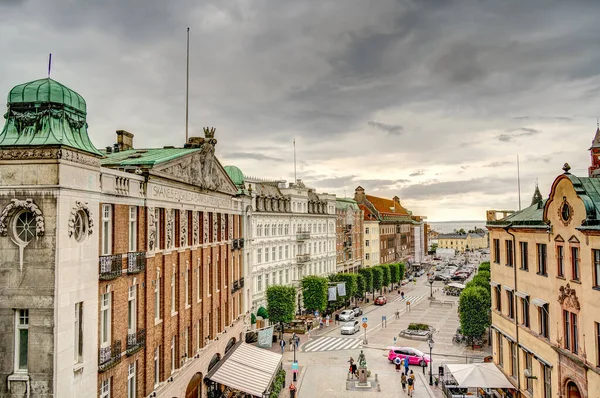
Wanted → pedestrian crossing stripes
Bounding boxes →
[393,294,424,303]
[302,336,363,353]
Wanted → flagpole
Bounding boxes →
[293,139,297,182]
[48,54,52,78]
[517,155,522,211]
[185,28,190,144]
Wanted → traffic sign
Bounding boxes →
[382,315,387,321]
[362,322,368,329]
[362,317,367,323]
[292,362,299,371]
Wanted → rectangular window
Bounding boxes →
[519,242,528,270]
[510,342,517,377]
[257,275,262,292]
[365,227,369,234]
[493,239,500,263]
[495,286,502,312]
[197,259,202,302]
[100,379,111,398]
[594,249,600,287]
[171,267,177,314]
[366,253,370,260]
[571,247,580,280]
[521,297,530,327]
[497,332,503,366]
[265,249,269,262]
[155,208,161,250]
[279,246,283,260]
[154,348,160,387]
[279,270,283,285]
[557,245,564,277]
[154,273,161,321]
[100,293,111,347]
[184,327,189,359]
[15,309,29,371]
[128,285,137,334]
[171,336,176,374]
[272,247,276,261]
[572,312,578,354]
[265,273,270,288]
[74,302,83,363]
[543,364,552,398]
[537,244,547,275]
[129,206,137,252]
[257,249,262,263]
[507,290,514,319]
[185,263,189,306]
[505,240,514,266]
[525,351,533,393]
[285,269,289,284]
[596,322,600,367]
[539,304,549,338]
[285,245,289,259]
[102,204,112,255]
[366,240,370,247]
[564,310,571,350]
[127,362,136,398]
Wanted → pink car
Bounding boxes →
[388,347,431,366]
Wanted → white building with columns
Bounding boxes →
[224,168,336,313]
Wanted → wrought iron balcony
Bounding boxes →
[127,251,146,274]
[296,231,310,240]
[233,239,239,250]
[239,278,244,287]
[297,253,310,263]
[126,329,146,356]
[239,238,245,248]
[98,340,122,372]
[99,254,122,280]
[232,280,239,291]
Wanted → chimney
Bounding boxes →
[105,146,113,154]
[116,130,134,151]
[393,195,400,204]
[113,143,119,153]
[354,186,365,203]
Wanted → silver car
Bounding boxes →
[339,310,355,322]
[341,320,360,335]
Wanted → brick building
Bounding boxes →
[0,77,266,398]
[335,198,364,274]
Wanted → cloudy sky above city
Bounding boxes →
[2,0,599,221]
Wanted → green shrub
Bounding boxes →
[408,323,430,331]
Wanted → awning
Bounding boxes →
[207,342,282,397]
[531,297,548,307]
[502,285,514,291]
[447,283,466,289]
[490,281,500,287]
[514,291,528,299]
[446,363,515,389]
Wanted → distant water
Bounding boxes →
[428,220,487,234]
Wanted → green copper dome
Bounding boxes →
[224,165,245,186]
[8,78,86,114]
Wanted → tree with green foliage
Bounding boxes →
[301,276,328,313]
[398,262,406,282]
[389,263,399,287]
[476,269,490,281]
[266,285,297,338]
[355,273,366,300]
[358,268,373,295]
[459,286,491,339]
[379,264,391,292]
[478,262,490,273]
[337,273,358,304]
[372,267,383,296]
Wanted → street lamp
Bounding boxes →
[428,277,434,299]
[428,335,435,386]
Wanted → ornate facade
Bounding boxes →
[335,198,364,274]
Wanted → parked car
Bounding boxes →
[341,320,360,335]
[339,310,355,322]
[352,306,363,316]
[374,296,387,305]
[388,347,430,366]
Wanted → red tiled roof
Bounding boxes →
[365,194,409,215]
[359,204,378,221]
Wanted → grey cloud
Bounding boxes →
[497,128,541,142]
[483,161,512,167]
[224,152,285,162]
[409,169,425,177]
[368,121,404,135]
[400,177,515,200]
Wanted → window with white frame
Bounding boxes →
[265,249,270,262]
[74,302,83,363]
[272,225,276,235]
[153,347,160,387]
[365,227,369,234]
[15,309,29,372]
[272,272,276,286]
[366,253,370,260]
[129,206,137,252]
[185,262,190,306]
[155,208,161,250]
[366,240,370,247]
[102,204,112,255]
[284,224,289,235]
[127,362,136,398]
[271,247,276,262]
[100,378,111,398]
[154,270,161,322]
[197,259,202,302]
[285,245,289,259]
[171,267,177,314]
[265,273,270,288]
[257,248,262,263]
[278,224,283,235]
[128,285,137,335]
[100,293,111,348]
[265,224,269,236]
[257,275,262,292]
[170,336,176,374]
[285,269,289,283]
[279,270,283,284]
[279,246,283,260]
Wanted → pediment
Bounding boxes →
[554,234,564,242]
[568,235,580,244]
[151,151,238,195]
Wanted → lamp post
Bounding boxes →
[428,277,434,299]
[428,335,435,386]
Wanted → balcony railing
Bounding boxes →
[98,340,122,372]
[233,239,239,250]
[99,254,122,280]
[239,278,244,288]
[296,231,310,240]
[126,329,146,356]
[231,278,245,293]
[297,254,310,263]
[239,238,245,248]
[127,251,146,274]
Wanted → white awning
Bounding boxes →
[490,281,500,287]
[447,283,466,289]
[502,285,514,292]
[208,343,283,397]
[446,363,515,389]
[531,297,548,307]
[514,291,528,299]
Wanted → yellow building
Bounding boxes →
[487,160,600,397]
[438,232,488,253]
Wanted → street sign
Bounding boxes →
[362,317,367,323]
[393,337,397,343]
[292,362,299,371]
[362,322,368,328]
[382,315,387,321]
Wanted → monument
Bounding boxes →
[357,350,368,384]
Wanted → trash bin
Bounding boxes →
[273,335,278,343]
[366,298,369,303]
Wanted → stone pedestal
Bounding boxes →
[358,366,368,384]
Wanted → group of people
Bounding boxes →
[280,333,300,353]
[394,357,416,396]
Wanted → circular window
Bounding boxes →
[73,210,88,242]
[13,210,36,245]
[561,202,571,223]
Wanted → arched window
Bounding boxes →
[207,353,221,371]
[225,338,236,354]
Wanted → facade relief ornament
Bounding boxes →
[193,211,199,245]
[558,283,580,311]
[180,210,188,247]
[0,148,100,166]
[203,212,209,244]
[166,209,174,248]
[0,198,45,237]
[558,196,574,227]
[147,207,156,251]
[213,213,218,242]
[220,213,226,241]
[67,201,94,238]
[228,214,233,240]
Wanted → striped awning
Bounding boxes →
[208,342,283,397]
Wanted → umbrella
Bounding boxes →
[446,363,515,389]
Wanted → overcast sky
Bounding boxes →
[2,0,599,221]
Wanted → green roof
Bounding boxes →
[487,200,547,228]
[335,197,359,211]
[9,78,86,114]
[224,165,244,186]
[101,148,201,167]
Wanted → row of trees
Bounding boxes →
[458,262,491,338]
[264,263,407,332]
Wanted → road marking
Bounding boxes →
[393,294,423,303]
[302,336,362,352]
[364,295,426,336]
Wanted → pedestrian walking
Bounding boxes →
[421,358,427,374]
[295,335,300,349]
[394,357,401,372]
[280,339,286,354]
[347,357,356,379]
[400,372,407,392]
[403,358,409,375]
[401,291,405,300]
[395,309,400,319]
[325,315,330,327]
[407,373,414,396]
[289,382,297,398]
[289,337,294,351]
[410,370,415,391]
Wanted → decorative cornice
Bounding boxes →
[0,147,101,167]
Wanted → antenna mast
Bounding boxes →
[185,28,190,144]
[517,155,522,211]
[47,54,52,78]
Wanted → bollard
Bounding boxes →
[375,373,378,382]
